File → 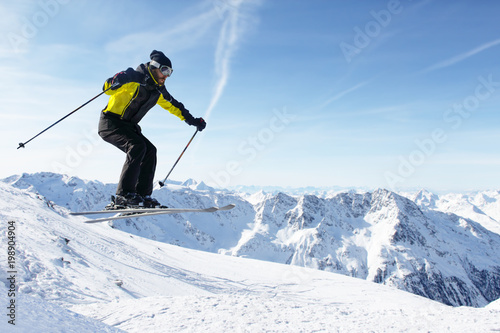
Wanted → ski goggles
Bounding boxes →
[150,60,173,77]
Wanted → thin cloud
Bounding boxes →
[204,0,261,120]
[423,38,500,73]
[319,81,370,110]
[204,13,235,120]
[105,10,219,56]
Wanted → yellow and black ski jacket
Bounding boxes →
[100,63,195,125]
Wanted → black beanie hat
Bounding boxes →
[150,50,172,68]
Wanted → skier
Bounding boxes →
[98,50,206,208]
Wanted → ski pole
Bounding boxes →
[159,129,199,187]
[17,86,113,149]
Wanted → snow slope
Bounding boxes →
[1,180,499,332]
[0,283,122,332]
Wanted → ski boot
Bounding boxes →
[105,193,144,210]
[142,195,167,208]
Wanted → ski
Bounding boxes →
[73,204,235,223]
[70,204,235,215]
[71,207,194,216]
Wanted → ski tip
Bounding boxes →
[200,204,236,212]
[219,204,236,210]
[83,219,109,224]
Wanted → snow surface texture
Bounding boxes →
[0,172,499,332]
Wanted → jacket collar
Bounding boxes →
[137,63,160,89]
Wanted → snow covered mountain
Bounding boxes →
[224,189,500,307]
[3,173,500,310]
[411,188,500,235]
[1,174,499,332]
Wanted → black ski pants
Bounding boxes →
[98,114,157,196]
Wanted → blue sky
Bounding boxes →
[1,0,499,192]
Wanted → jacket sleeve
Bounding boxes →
[157,88,195,122]
[103,68,143,95]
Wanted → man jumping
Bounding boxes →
[98,50,206,208]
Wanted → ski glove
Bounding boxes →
[110,71,129,90]
[187,117,206,132]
